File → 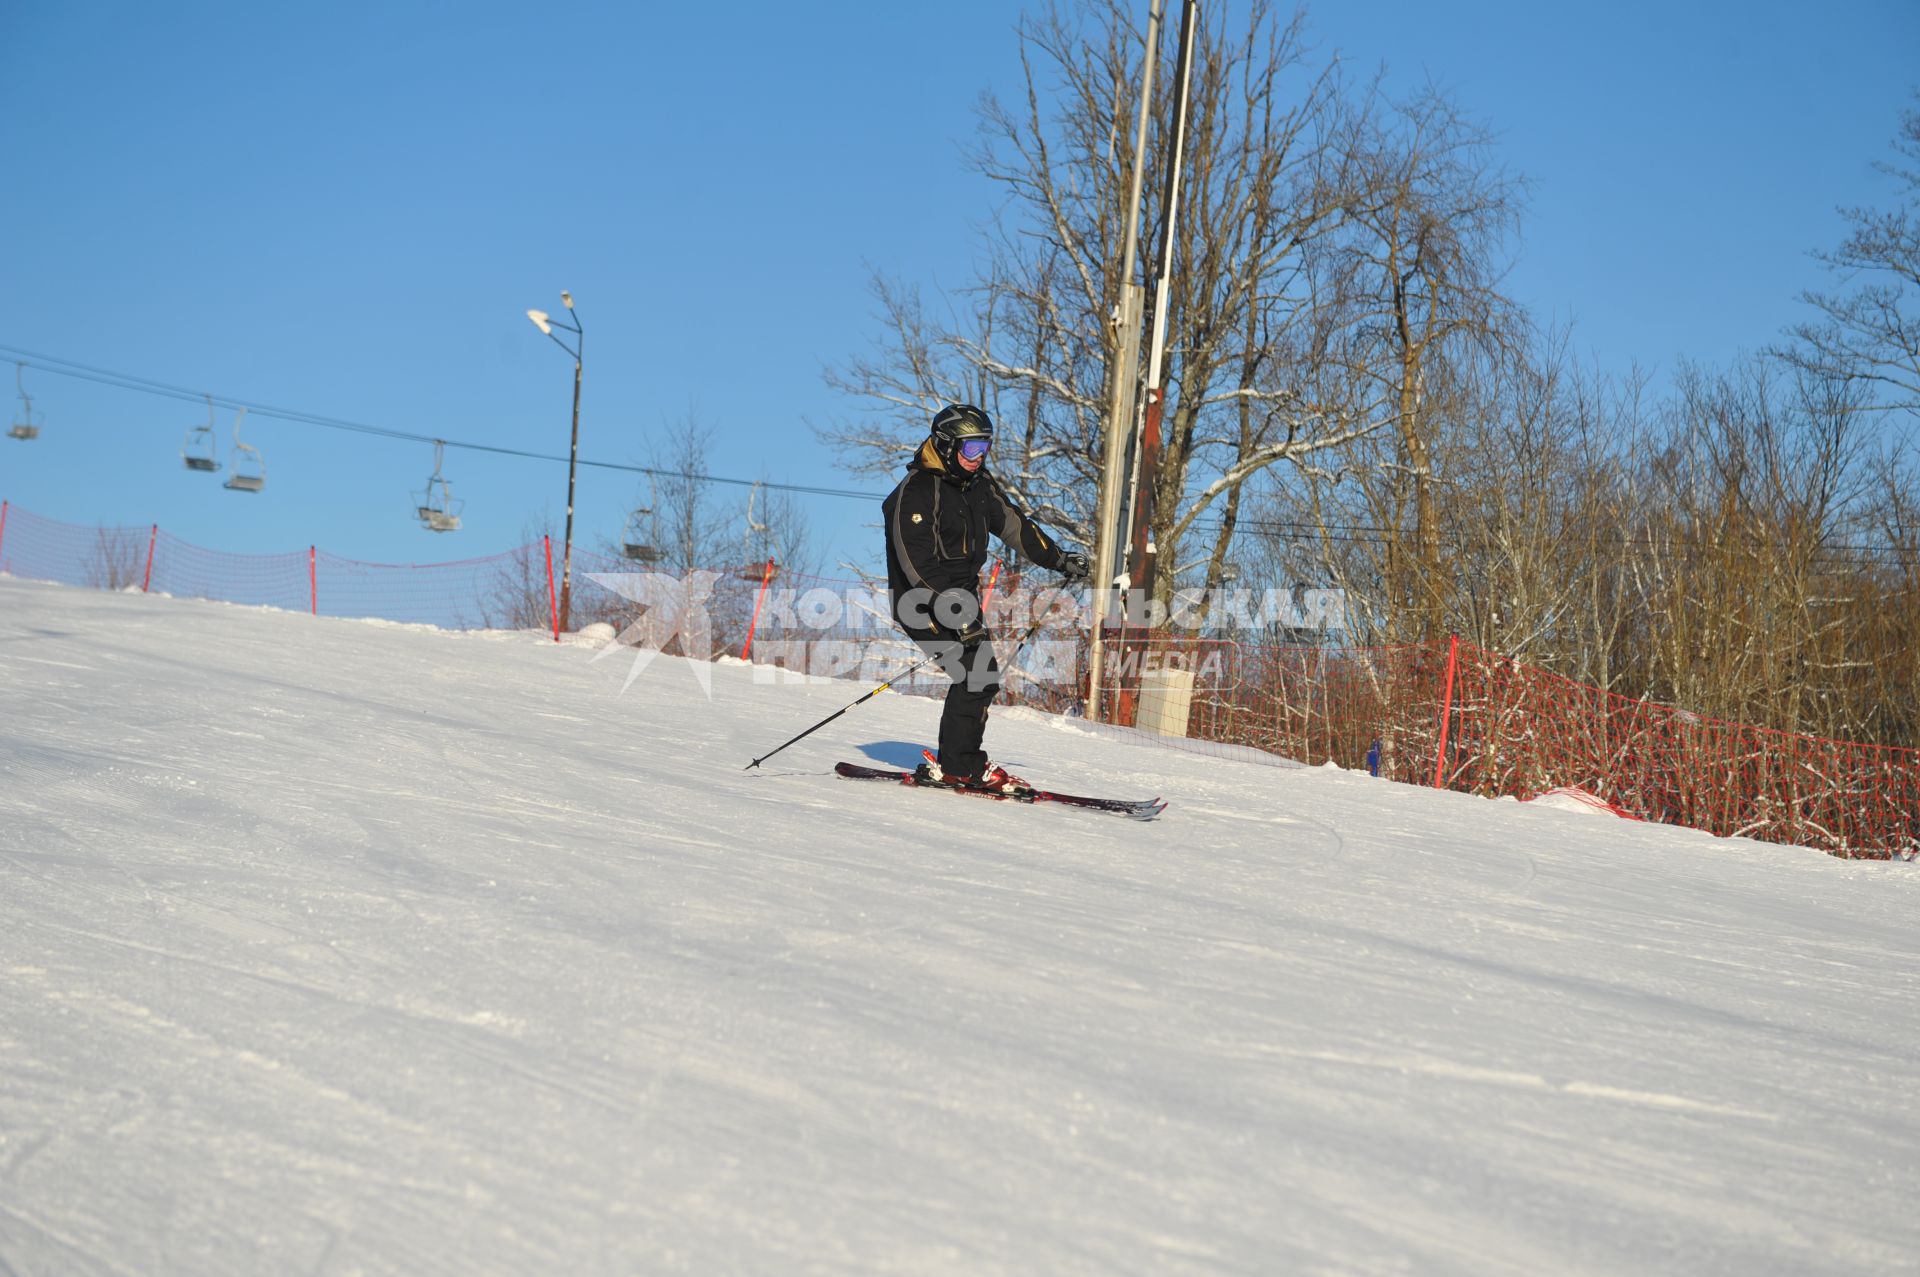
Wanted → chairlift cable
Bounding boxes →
[0,343,882,502]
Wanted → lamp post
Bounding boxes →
[527,292,583,633]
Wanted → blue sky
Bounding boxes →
[2,1,1914,576]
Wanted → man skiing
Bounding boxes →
[883,403,1089,793]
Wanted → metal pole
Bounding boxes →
[1433,633,1460,789]
[1127,0,1200,608]
[561,352,581,634]
[545,534,559,642]
[1087,0,1164,723]
[741,557,776,661]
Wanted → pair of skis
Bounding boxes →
[834,761,1166,821]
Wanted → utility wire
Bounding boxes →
[0,344,885,503]
[1199,516,1920,570]
[14,343,1912,570]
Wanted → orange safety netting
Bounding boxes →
[1083,629,1920,860]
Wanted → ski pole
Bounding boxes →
[742,648,944,771]
[741,585,1069,772]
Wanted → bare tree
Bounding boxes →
[1779,96,1920,425]
[1309,83,1526,640]
[1850,446,1920,743]
[1434,334,1624,667]
[1620,357,1878,738]
[86,525,145,591]
[607,414,820,579]
[824,0,1390,606]
[482,513,560,630]
[1239,325,1642,663]
[629,416,734,574]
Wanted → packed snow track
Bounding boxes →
[1,576,1915,1275]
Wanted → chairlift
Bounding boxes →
[736,482,775,579]
[413,440,463,532]
[222,407,265,492]
[742,481,769,550]
[182,394,222,472]
[622,503,660,562]
[9,364,41,441]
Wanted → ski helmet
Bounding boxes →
[929,403,994,469]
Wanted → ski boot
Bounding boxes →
[969,760,1034,796]
[917,750,1031,796]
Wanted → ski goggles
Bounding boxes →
[957,437,993,461]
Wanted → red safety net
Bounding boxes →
[4,502,1914,858]
[0,505,573,629]
[1084,629,1920,859]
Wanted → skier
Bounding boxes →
[883,403,1089,793]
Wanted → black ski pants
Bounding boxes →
[905,627,1002,780]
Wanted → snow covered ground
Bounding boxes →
[2,574,1916,1276]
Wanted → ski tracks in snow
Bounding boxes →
[4,579,1919,1275]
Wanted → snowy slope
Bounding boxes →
[1,575,1915,1276]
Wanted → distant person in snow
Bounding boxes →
[882,403,1089,793]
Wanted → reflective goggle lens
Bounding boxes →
[958,437,992,460]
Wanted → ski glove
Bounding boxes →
[946,617,989,647]
[1058,551,1092,583]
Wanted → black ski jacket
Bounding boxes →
[882,440,1069,633]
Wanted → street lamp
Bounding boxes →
[526,291,584,633]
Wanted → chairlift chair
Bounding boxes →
[735,481,772,576]
[222,406,266,492]
[413,441,463,532]
[622,506,660,561]
[182,394,221,472]
[9,364,41,441]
